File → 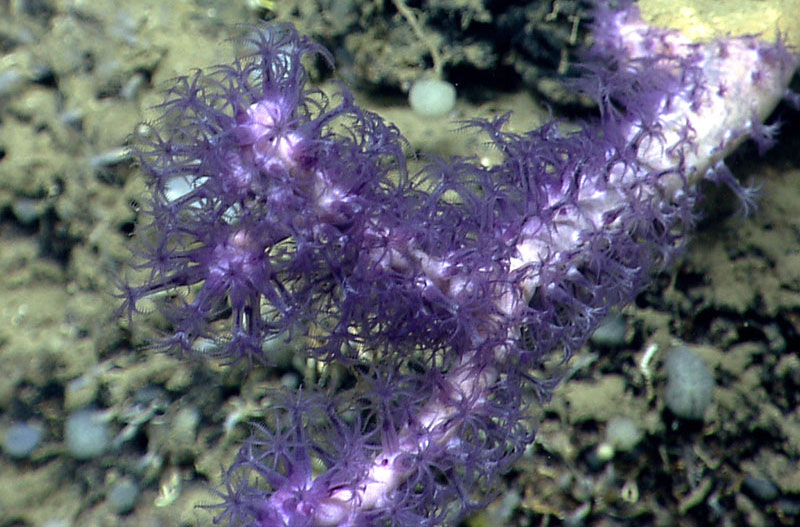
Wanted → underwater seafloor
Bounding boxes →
[0,0,799,526]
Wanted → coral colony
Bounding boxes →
[121,2,798,526]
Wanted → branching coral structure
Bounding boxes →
[121,3,798,527]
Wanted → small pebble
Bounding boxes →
[590,314,627,348]
[605,416,642,452]
[743,475,779,502]
[3,422,43,459]
[664,346,714,420]
[11,198,39,225]
[107,477,140,514]
[408,78,457,117]
[65,409,110,459]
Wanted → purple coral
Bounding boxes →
[121,3,798,527]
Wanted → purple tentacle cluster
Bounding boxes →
[121,3,797,527]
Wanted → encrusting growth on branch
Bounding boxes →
[121,2,798,526]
